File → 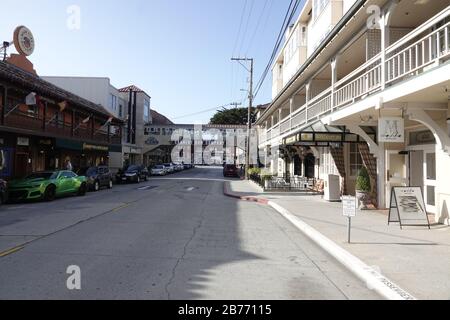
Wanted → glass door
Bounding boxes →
[386,150,408,205]
[424,151,437,214]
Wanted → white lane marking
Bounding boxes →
[186,187,196,192]
[268,201,416,301]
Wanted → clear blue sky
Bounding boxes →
[3,0,297,123]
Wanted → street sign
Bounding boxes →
[343,196,357,217]
[343,196,357,243]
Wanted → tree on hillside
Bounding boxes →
[210,107,256,125]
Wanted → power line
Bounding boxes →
[254,0,298,98]
[245,0,272,57]
[171,103,237,121]
[232,0,248,57]
[254,0,301,99]
[231,0,249,107]
[237,0,256,56]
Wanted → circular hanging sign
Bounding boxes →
[13,26,35,56]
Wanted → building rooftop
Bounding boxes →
[151,110,174,125]
[119,85,151,98]
[0,61,121,122]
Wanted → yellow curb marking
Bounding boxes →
[0,245,25,258]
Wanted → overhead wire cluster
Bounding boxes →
[253,0,302,99]
[173,0,301,121]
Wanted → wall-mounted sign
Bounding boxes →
[13,26,35,56]
[17,137,29,146]
[315,133,343,142]
[409,130,436,146]
[389,187,430,229]
[284,135,298,145]
[379,117,404,143]
[39,139,53,146]
[300,133,314,142]
[145,137,160,146]
[83,143,109,152]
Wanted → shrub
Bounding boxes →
[248,167,261,176]
[356,167,371,192]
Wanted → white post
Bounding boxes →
[306,81,311,123]
[380,14,387,90]
[290,97,294,131]
[377,142,386,209]
[331,57,339,110]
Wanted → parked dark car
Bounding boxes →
[223,164,239,178]
[78,166,113,191]
[116,165,149,184]
[0,179,7,204]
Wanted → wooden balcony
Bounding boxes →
[1,109,121,145]
[260,7,450,145]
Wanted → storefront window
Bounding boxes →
[349,144,363,177]
[144,99,150,123]
[319,147,338,177]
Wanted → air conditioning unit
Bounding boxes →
[324,174,341,202]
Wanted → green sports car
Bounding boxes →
[8,170,87,202]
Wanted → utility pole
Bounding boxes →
[231,57,254,180]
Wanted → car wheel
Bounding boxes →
[108,180,113,189]
[94,181,100,192]
[78,183,87,196]
[44,185,56,202]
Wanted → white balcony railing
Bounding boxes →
[260,7,450,145]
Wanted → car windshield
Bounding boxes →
[25,172,57,180]
[126,166,140,172]
[78,167,97,176]
[163,164,171,167]
[154,166,164,169]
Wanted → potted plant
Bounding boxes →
[261,174,273,190]
[355,167,372,210]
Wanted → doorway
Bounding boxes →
[408,145,437,214]
[304,154,316,178]
[15,153,30,178]
[386,150,408,206]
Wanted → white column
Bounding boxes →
[290,97,294,131]
[377,142,386,209]
[305,81,311,123]
[331,57,339,110]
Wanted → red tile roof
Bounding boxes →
[118,85,151,98]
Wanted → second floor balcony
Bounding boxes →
[259,5,450,146]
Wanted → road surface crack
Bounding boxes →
[164,186,211,300]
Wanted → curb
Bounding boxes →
[223,181,417,301]
[223,182,269,205]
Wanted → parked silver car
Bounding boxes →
[151,165,167,176]
[163,163,175,174]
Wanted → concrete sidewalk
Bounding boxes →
[225,180,450,300]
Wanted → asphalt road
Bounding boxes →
[0,167,380,300]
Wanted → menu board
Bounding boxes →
[388,187,431,229]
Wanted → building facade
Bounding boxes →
[144,122,247,166]
[42,78,152,171]
[256,0,450,224]
[0,62,123,180]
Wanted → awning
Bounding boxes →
[55,138,110,152]
[283,122,377,147]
